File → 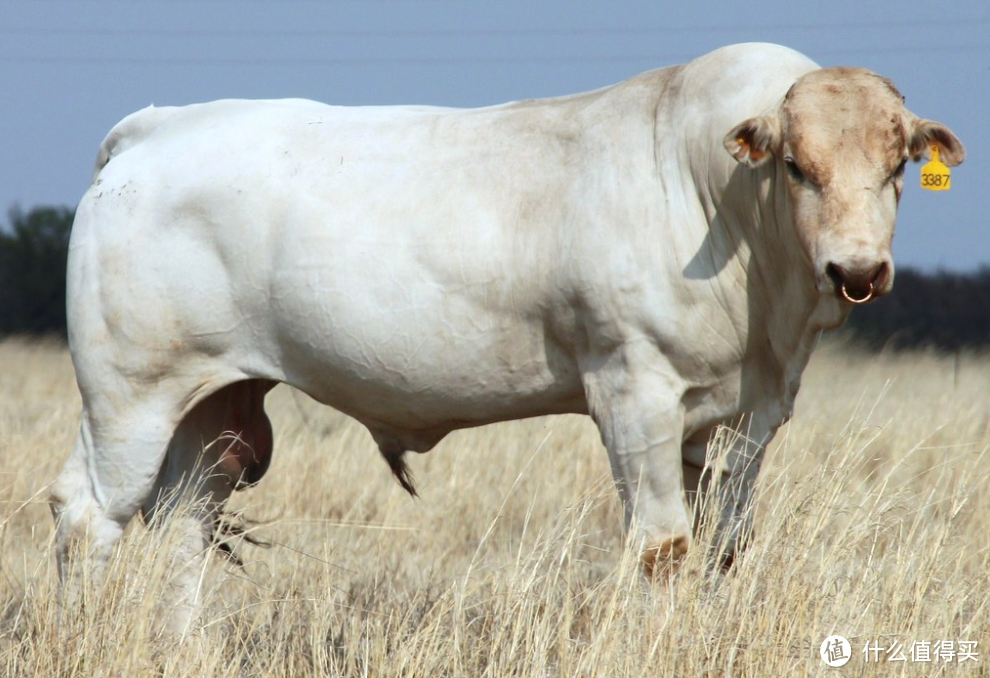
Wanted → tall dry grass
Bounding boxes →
[0,338,988,676]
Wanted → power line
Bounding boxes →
[1,43,986,68]
[0,0,462,3]
[3,19,990,40]
[2,54,686,67]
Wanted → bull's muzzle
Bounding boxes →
[826,261,890,305]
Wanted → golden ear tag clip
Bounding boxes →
[921,145,951,191]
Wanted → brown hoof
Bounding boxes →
[641,534,690,580]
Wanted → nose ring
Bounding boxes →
[840,281,874,304]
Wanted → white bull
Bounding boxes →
[51,43,964,630]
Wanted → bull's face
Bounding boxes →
[724,68,965,304]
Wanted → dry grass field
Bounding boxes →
[0,338,988,676]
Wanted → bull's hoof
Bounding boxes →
[641,534,690,580]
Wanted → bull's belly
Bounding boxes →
[263,288,587,435]
[275,338,588,435]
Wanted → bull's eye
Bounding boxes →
[783,157,805,183]
[891,158,907,181]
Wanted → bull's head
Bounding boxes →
[723,68,965,304]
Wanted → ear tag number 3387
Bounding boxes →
[921,145,951,191]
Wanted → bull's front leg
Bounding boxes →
[581,350,691,580]
[682,422,769,570]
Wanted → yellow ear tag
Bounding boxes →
[920,145,951,191]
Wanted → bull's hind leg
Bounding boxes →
[141,379,276,633]
[50,397,179,621]
[51,379,276,636]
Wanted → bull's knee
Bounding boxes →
[640,534,690,580]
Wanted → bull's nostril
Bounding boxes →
[826,262,845,291]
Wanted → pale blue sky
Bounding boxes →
[2,0,987,270]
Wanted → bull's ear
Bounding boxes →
[908,118,965,166]
[724,116,779,168]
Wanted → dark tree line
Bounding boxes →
[842,267,990,351]
[0,205,988,351]
[0,206,73,336]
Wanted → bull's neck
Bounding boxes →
[700,159,849,393]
